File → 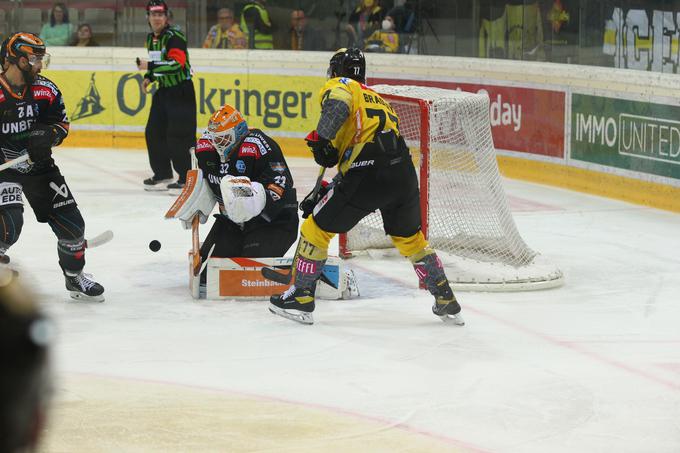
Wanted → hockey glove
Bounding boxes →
[306,130,339,168]
[299,180,330,219]
[27,124,58,163]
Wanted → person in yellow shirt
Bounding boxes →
[269,48,464,326]
[202,8,246,49]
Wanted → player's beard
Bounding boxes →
[21,65,37,85]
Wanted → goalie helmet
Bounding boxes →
[5,32,48,67]
[0,36,8,70]
[207,104,249,160]
[327,47,365,83]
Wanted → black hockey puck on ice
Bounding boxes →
[149,240,161,252]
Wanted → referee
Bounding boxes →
[137,0,196,193]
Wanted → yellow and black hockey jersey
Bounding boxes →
[318,77,400,174]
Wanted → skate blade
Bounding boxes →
[437,313,465,326]
[269,304,314,325]
[69,291,105,303]
[144,186,169,192]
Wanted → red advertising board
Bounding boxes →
[369,77,565,158]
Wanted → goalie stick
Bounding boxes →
[260,166,326,285]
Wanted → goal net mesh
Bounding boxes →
[341,85,563,290]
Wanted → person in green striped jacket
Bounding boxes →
[136,0,196,193]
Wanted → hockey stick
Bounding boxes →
[261,264,293,284]
[191,215,201,276]
[84,230,114,249]
[0,230,113,265]
[261,167,327,284]
[198,243,216,276]
[0,154,29,172]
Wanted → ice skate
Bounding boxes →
[143,176,173,191]
[65,271,105,302]
[269,285,315,325]
[432,293,465,326]
[167,180,185,196]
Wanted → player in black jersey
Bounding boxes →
[0,32,105,302]
[136,0,197,193]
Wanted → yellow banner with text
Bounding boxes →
[42,69,324,154]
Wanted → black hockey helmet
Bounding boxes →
[146,0,169,15]
[5,32,47,66]
[327,47,366,83]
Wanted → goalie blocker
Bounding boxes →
[188,255,359,301]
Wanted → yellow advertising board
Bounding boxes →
[43,68,324,154]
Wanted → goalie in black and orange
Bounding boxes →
[167,104,299,263]
[269,48,464,325]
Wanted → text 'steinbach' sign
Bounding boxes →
[571,94,680,180]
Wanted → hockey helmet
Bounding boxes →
[207,104,249,159]
[5,32,49,68]
[146,0,169,15]
[328,47,365,83]
[326,47,347,79]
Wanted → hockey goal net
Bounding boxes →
[339,85,564,291]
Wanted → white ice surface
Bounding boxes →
[12,148,680,452]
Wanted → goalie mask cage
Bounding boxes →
[339,85,564,291]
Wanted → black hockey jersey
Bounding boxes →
[195,129,297,226]
[0,74,69,174]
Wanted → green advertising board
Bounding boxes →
[571,94,680,180]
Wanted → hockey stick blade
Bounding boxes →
[84,230,113,249]
[261,266,292,284]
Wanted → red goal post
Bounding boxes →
[339,85,564,291]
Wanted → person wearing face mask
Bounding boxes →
[346,0,384,48]
[364,15,399,53]
[287,9,325,51]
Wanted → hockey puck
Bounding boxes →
[149,240,161,252]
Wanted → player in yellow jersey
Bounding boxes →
[269,48,464,326]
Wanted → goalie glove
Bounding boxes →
[165,169,216,229]
[220,175,266,223]
[306,130,339,168]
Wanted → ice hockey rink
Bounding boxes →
[11,148,679,452]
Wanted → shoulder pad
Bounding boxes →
[34,76,60,94]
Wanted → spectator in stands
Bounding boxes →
[39,2,74,46]
[287,9,325,51]
[0,271,54,453]
[346,0,384,48]
[240,0,274,49]
[71,24,99,47]
[364,14,399,53]
[202,8,246,49]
